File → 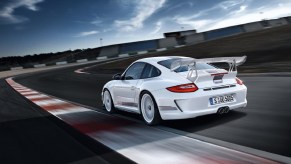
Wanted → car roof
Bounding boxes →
[136,56,193,64]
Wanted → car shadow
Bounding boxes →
[104,107,247,134]
[161,111,247,132]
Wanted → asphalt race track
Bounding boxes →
[0,77,134,164]
[10,59,291,159]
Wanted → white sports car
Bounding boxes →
[102,56,247,125]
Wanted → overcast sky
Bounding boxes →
[1,0,291,57]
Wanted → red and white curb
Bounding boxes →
[6,77,280,164]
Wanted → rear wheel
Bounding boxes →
[140,91,161,125]
[103,90,115,113]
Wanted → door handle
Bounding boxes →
[131,86,136,90]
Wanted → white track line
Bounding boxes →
[19,91,39,95]
[32,99,66,106]
[52,107,92,115]
[26,94,49,99]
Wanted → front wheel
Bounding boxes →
[140,92,161,125]
[103,90,115,113]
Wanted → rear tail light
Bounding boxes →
[236,78,243,85]
[167,83,198,93]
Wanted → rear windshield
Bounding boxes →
[158,58,216,72]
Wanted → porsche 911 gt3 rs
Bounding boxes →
[102,56,247,125]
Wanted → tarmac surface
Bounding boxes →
[0,78,134,164]
[12,62,291,158]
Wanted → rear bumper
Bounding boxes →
[152,84,247,120]
[159,101,247,120]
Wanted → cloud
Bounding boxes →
[91,20,102,25]
[74,17,103,26]
[115,0,133,9]
[90,17,103,26]
[236,5,247,13]
[205,4,291,31]
[173,0,246,24]
[114,0,166,32]
[173,0,291,32]
[151,21,163,35]
[0,0,44,24]
[174,17,212,30]
[218,0,245,10]
[166,2,195,11]
[75,31,100,37]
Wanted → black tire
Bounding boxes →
[103,89,115,113]
[139,91,161,125]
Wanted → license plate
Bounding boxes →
[210,95,234,105]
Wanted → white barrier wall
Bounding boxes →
[34,64,46,68]
[77,59,88,63]
[268,18,288,27]
[97,56,108,60]
[137,51,148,55]
[10,67,23,70]
[243,22,264,32]
[56,61,67,65]
[118,54,129,57]
[185,33,205,45]
[99,45,119,57]
[158,37,178,48]
[156,48,167,52]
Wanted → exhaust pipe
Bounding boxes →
[224,107,230,113]
[217,108,221,114]
[217,107,230,114]
[217,107,224,114]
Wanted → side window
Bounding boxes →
[124,62,146,80]
[141,64,161,79]
[150,66,161,77]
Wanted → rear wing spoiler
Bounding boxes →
[170,56,247,81]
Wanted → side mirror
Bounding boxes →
[112,73,122,80]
